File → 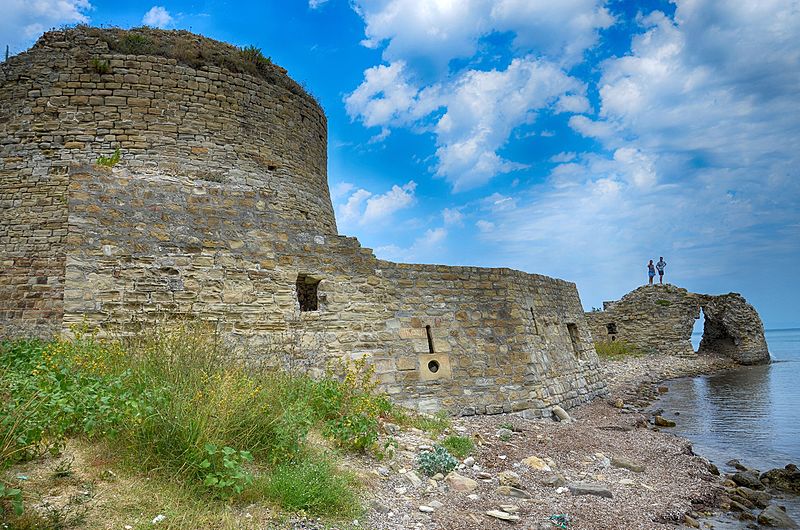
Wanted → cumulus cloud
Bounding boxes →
[347,57,587,190]
[142,6,173,28]
[335,181,418,227]
[346,1,610,191]
[375,227,448,263]
[363,181,417,223]
[442,207,463,226]
[0,0,91,55]
[353,0,612,72]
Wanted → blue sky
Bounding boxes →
[4,0,799,328]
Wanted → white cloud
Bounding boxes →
[476,220,495,233]
[347,57,587,190]
[330,182,355,201]
[375,227,448,263]
[442,207,463,226]
[550,152,577,163]
[353,0,612,72]
[335,181,418,228]
[363,181,417,223]
[346,1,610,191]
[339,189,372,222]
[308,0,329,9]
[142,6,172,28]
[0,0,92,55]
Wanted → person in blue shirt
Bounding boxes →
[656,257,667,284]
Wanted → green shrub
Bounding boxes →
[441,435,473,459]
[0,325,394,516]
[96,148,121,167]
[417,445,458,476]
[90,57,110,74]
[238,45,271,68]
[116,32,154,55]
[392,409,451,435]
[655,299,672,307]
[260,456,359,517]
[594,339,644,359]
[198,444,253,497]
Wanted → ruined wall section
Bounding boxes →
[64,167,606,415]
[585,284,770,365]
[586,285,700,356]
[508,275,606,412]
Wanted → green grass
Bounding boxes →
[594,339,644,359]
[0,325,391,522]
[441,435,473,459]
[257,456,359,517]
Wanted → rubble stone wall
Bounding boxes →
[63,167,605,415]
[2,27,608,416]
[585,284,769,365]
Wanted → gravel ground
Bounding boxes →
[357,352,736,530]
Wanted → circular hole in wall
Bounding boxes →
[427,360,440,373]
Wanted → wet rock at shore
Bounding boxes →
[758,504,799,528]
[732,470,764,490]
[654,415,676,427]
[761,464,800,494]
[567,482,613,499]
[736,486,771,509]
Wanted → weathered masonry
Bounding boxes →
[0,27,607,416]
[585,285,770,365]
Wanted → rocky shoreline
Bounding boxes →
[350,352,797,530]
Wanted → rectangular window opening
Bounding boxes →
[296,274,320,312]
[567,323,581,357]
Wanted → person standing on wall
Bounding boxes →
[656,256,667,284]
[647,259,656,285]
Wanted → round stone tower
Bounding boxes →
[0,26,336,233]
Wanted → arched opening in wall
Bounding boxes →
[606,322,618,341]
[567,323,581,357]
[296,274,320,312]
[697,307,738,357]
[692,308,704,352]
[425,325,435,353]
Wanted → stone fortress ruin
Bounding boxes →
[585,284,770,365]
[0,27,608,417]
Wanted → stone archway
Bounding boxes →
[698,294,770,365]
[585,286,770,365]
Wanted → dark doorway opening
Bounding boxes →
[296,274,320,312]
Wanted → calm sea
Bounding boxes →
[654,328,800,526]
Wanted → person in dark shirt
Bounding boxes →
[656,257,667,284]
[647,259,656,285]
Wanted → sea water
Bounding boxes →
[653,328,800,526]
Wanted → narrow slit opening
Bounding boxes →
[425,324,435,353]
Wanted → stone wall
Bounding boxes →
[1,27,608,416]
[61,166,605,415]
[585,284,769,365]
